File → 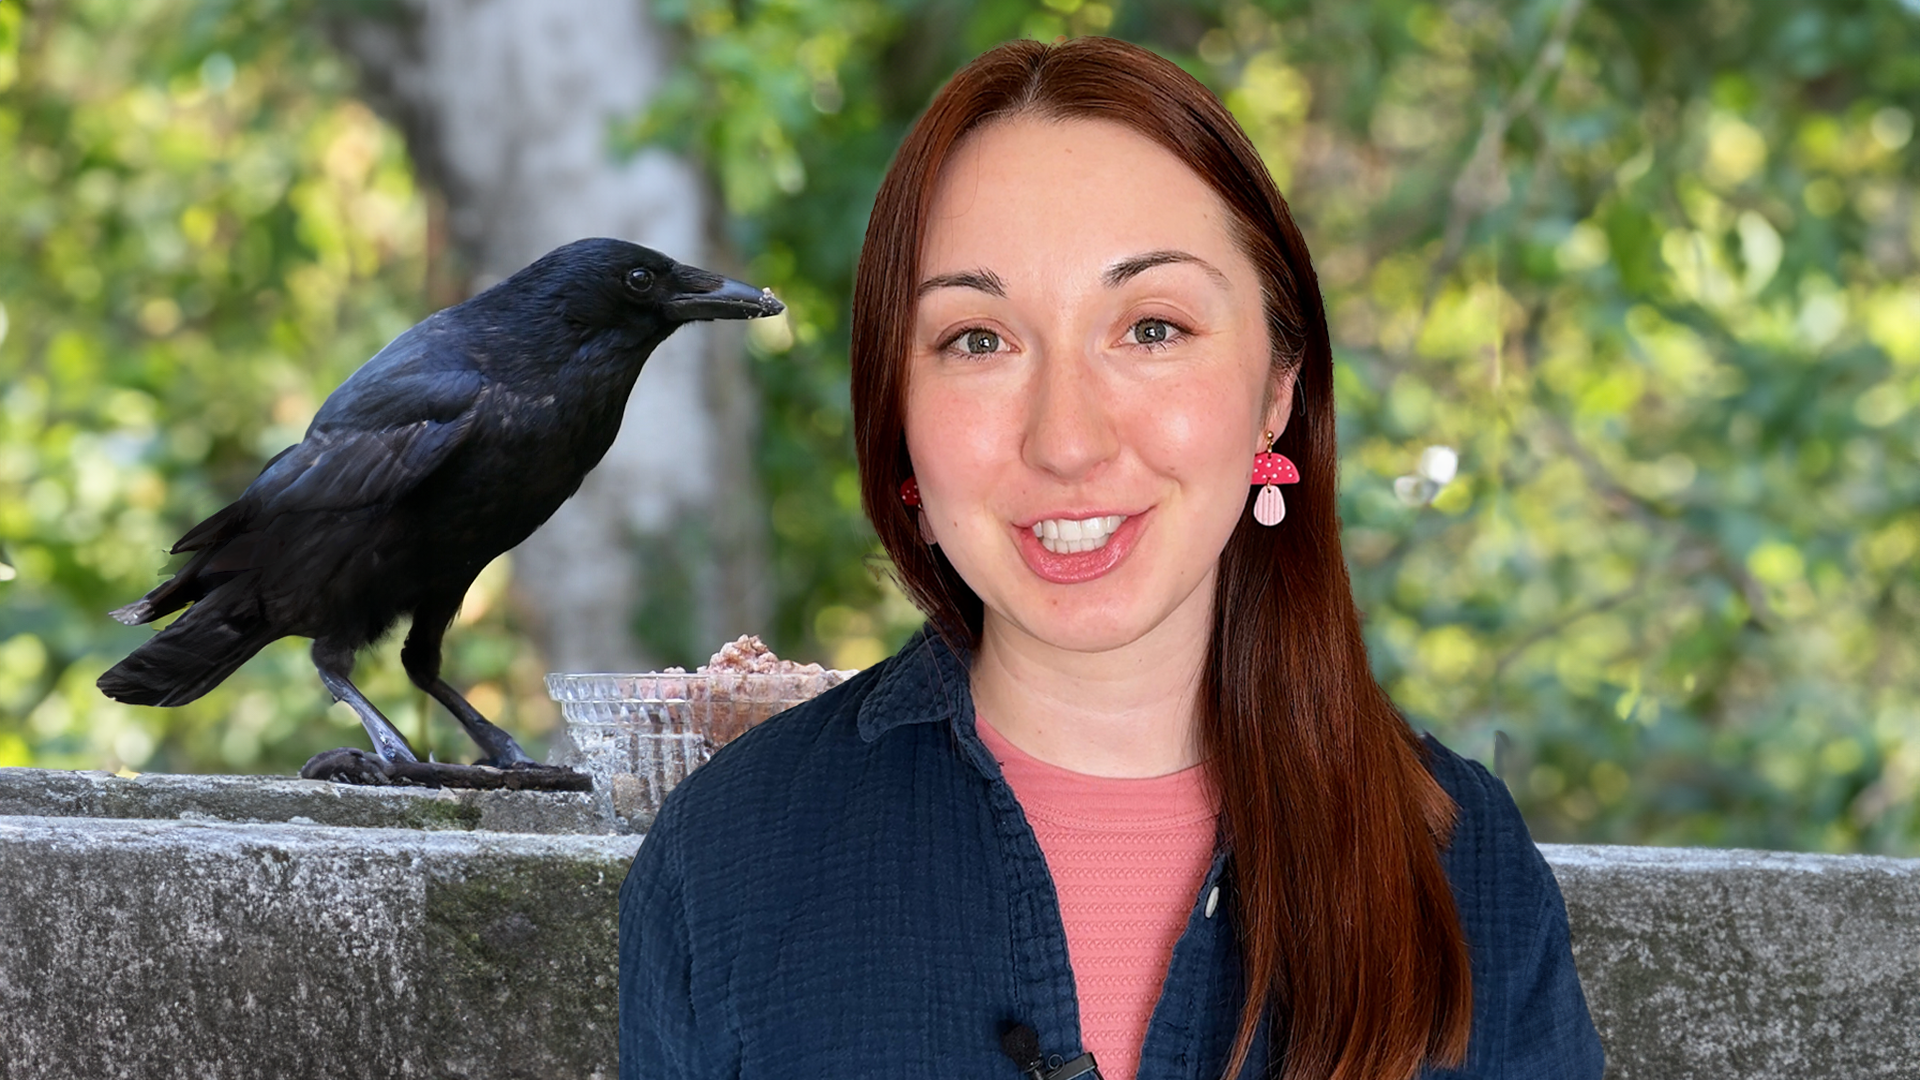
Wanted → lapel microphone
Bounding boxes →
[1000,1024,1102,1080]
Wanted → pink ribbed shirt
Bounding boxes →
[976,715,1219,1080]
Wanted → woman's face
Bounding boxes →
[905,116,1289,655]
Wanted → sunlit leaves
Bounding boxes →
[1252,0,1920,852]
[5,0,1919,854]
[642,0,1920,853]
[0,1,555,773]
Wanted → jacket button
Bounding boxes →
[1204,886,1219,918]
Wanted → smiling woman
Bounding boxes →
[621,36,1602,1080]
[906,117,1281,687]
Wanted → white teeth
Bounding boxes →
[1031,514,1129,555]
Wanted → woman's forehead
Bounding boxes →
[922,116,1246,282]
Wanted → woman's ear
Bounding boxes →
[1262,369,1298,444]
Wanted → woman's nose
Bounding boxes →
[1021,347,1118,482]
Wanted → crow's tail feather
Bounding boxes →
[109,546,220,627]
[98,596,279,707]
[109,598,156,626]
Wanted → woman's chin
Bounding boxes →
[963,515,1219,656]
[992,597,1175,657]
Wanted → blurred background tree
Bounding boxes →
[0,0,499,775]
[3,0,1917,855]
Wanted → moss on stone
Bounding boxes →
[423,851,625,1074]
[397,796,487,831]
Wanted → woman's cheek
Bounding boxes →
[908,380,1016,519]
[1127,383,1247,487]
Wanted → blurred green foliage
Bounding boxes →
[4,0,1919,855]
[641,0,1920,854]
[0,0,558,775]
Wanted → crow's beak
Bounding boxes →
[664,274,786,321]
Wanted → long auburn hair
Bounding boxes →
[850,36,1471,1080]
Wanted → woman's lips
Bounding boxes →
[1014,511,1147,584]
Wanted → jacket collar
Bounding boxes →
[856,625,974,743]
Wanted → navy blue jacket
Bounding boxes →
[620,630,1604,1078]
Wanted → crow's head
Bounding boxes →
[510,237,785,342]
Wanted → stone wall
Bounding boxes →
[1552,844,1920,1079]
[1,768,1915,1079]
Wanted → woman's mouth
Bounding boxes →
[1015,511,1145,584]
[1030,514,1128,555]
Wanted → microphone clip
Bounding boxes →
[1039,1052,1101,1080]
[1000,1024,1103,1080]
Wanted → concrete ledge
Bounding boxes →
[0,767,613,835]
[1546,844,1920,1079]
[1,772,1916,1079]
[0,815,637,1080]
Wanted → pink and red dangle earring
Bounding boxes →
[1250,431,1300,526]
[900,476,937,544]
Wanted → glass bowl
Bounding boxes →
[545,669,853,826]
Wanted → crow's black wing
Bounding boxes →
[172,329,489,555]
[306,312,485,434]
[117,335,489,626]
[237,407,482,519]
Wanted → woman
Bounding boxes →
[620,36,1603,1080]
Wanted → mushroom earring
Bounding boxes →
[900,477,938,545]
[1250,432,1300,526]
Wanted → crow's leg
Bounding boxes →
[402,608,534,767]
[312,638,418,764]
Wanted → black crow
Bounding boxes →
[98,238,783,785]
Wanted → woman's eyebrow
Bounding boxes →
[1103,250,1230,289]
[917,268,1006,297]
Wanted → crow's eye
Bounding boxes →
[625,267,656,293]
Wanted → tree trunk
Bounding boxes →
[330,0,768,673]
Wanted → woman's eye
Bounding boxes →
[1130,318,1177,347]
[959,329,1001,355]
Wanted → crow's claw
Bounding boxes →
[300,747,396,785]
[297,750,592,792]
